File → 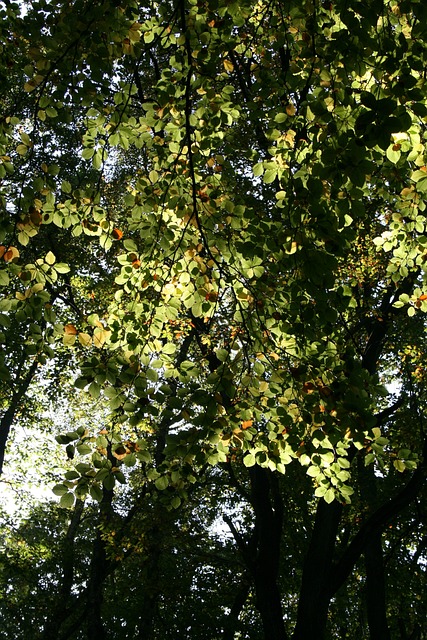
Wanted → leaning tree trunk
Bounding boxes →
[0,360,38,476]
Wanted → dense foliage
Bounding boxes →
[0,0,426,638]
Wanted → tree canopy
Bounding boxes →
[0,0,426,638]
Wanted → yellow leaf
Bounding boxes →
[45,250,56,265]
[93,327,111,348]
[24,81,37,92]
[63,334,76,346]
[78,332,92,347]
[223,59,234,73]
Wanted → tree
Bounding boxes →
[1,0,427,638]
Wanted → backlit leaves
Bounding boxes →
[1,0,426,509]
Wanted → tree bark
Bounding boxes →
[358,461,391,640]
[0,360,38,476]
[222,577,251,640]
[293,499,343,640]
[249,466,288,640]
[135,521,162,640]
[85,479,114,640]
[43,499,84,640]
[364,531,391,640]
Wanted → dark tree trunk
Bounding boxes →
[293,499,343,640]
[0,405,16,477]
[86,530,109,640]
[0,360,38,476]
[136,523,162,640]
[85,479,114,640]
[222,577,251,640]
[249,466,288,640]
[43,499,84,640]
[254,571,287,640]
[358,462,391,640]
[364,531,391,640]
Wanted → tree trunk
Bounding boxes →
[358,462,391,640]
[222,577,251,640]
[85,480,114,640]
[136,523,162,640]
[364,531,391,640]
[293,499,342,640]
[43,499,84,640]
[249,466,288,640]
[0,360,38,476]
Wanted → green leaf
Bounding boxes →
[386,146,401,164]
[393,459,406,472]
[243,453,256,467]
[155,475,169,490]
[324,488,335,504]
[76,443,92,455]
[215,348,228,362]
[82,147,94,160]
[103,474,116,491]
[52,483,68,496]
[263,168,277,184]
[252,162,264,177]
[307,465,319,477]
[171,495,181,509]
[88,381,101,399]
[274,113,287,123]
[92,150,103,170]
[60,492,75,508]
[90,484,104,502]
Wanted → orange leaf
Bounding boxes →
[418,294,427,301]
[112,228,123,240]
[29,208,42,225]
[242,420,253,430]
[64,324,78,335]
[112,445,129,460]
[303,381,316,394]
[3,246,19,262]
